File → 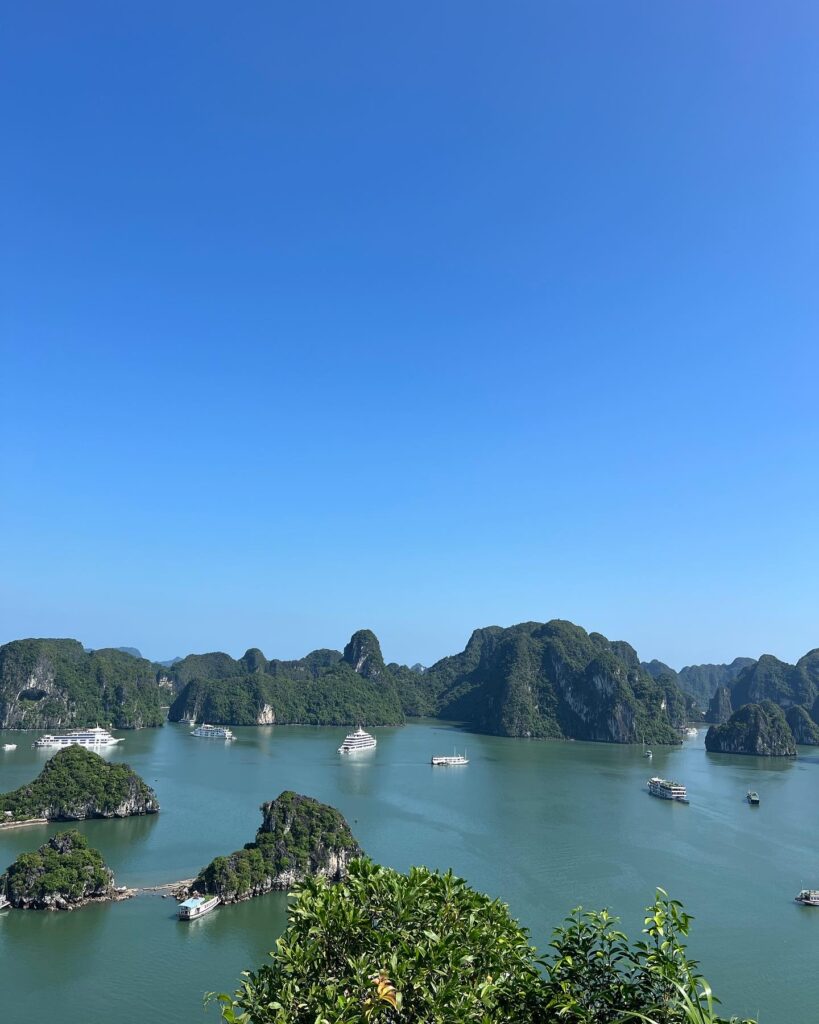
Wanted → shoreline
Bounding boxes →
[0,818,48,831]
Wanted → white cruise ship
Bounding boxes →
[32,726,123,750]
[647,776,688,802]
[190,723,235,741]
[338,727,376,754]
[2,743,17,751]
[431,751,469,766]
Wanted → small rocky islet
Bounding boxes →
[0,745,159,823]
[705,701,797,757]
[1,830,119,910]
[188,791,361,903]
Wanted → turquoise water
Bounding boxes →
[1,721,817,1022]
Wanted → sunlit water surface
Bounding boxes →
[1,721,817,1022]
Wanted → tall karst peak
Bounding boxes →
[342,630,386,680]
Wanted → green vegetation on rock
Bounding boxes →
[169,632,404,727]
[0,638,166,729]
[0,830,114,909]
[414,621,689,743]
[211,859,752,1024]
[194,791,360,901]
[705,701,797,756]
[0,745,159,821]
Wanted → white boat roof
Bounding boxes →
[179,897,207,908]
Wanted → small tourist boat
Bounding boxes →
[431,751,469,766]
[647,777,688,803]
[747,791,760,805]
[685,727,699,738]
[643,749,653,758]
[190,723,235,741]
[794,889,819,907]
[178,895,220,920]
[0,895,10,911]
[338,727,377,754]
[2,744,16,751]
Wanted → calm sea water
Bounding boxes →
[1,721,817,1022]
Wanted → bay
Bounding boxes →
[1,720,816,1023]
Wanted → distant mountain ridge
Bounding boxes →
[3,626,818,745]
[641,657,756,709]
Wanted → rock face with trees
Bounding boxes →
[0,830,116,910]
[0,746,159,821]
[0,638,166,729]
[192,791,361,902]
[705,701,797,756]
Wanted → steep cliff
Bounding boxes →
[705,701,796,756]
[0,746,159,821]
[415,621,687,743]
[707,686,734,724]
[192,791,361,902]
[785,704,819,745]
[1,830,115,910]
[0,639,165,729]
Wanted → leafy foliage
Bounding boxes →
[211,863,753,1024]
[194,791,360,900]
[0,638,166,729]
[210,858,545,1023]
[0,745,158,821]
[0,830,113,907]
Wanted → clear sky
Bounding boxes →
[2,2,818,669]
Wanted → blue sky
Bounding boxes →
[2,2,818,668]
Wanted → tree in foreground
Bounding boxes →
[211,858,754,1024]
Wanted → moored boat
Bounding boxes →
[2,744,16,751]
[178,895,220,920]
[647,776,688,803]
[795,889,819,906]
[747,791,760,805]
[0,895,9,911]
[32,727,122,750]
[191,723,235,741]
[338,727,376,754]
[431,751,469,766]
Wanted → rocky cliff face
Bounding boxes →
[1,830,115,910]
[342,630,387,679]
[705,701,797,756]
[417,621,687,744]
[707,686,734,724]
[785,704,819,745]
[0,639,165,729]
[192,791,361,902]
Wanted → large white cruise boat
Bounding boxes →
[338,727,377,754]
[191,723,235,741]
[32,726,123,750]
[647,776,688,803]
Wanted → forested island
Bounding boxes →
[705,701,797,756]
[0,830,116,910]
[0,746,159,822]
[4,624,819,748]
[192,791,361,902]
[0,638,167,729]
